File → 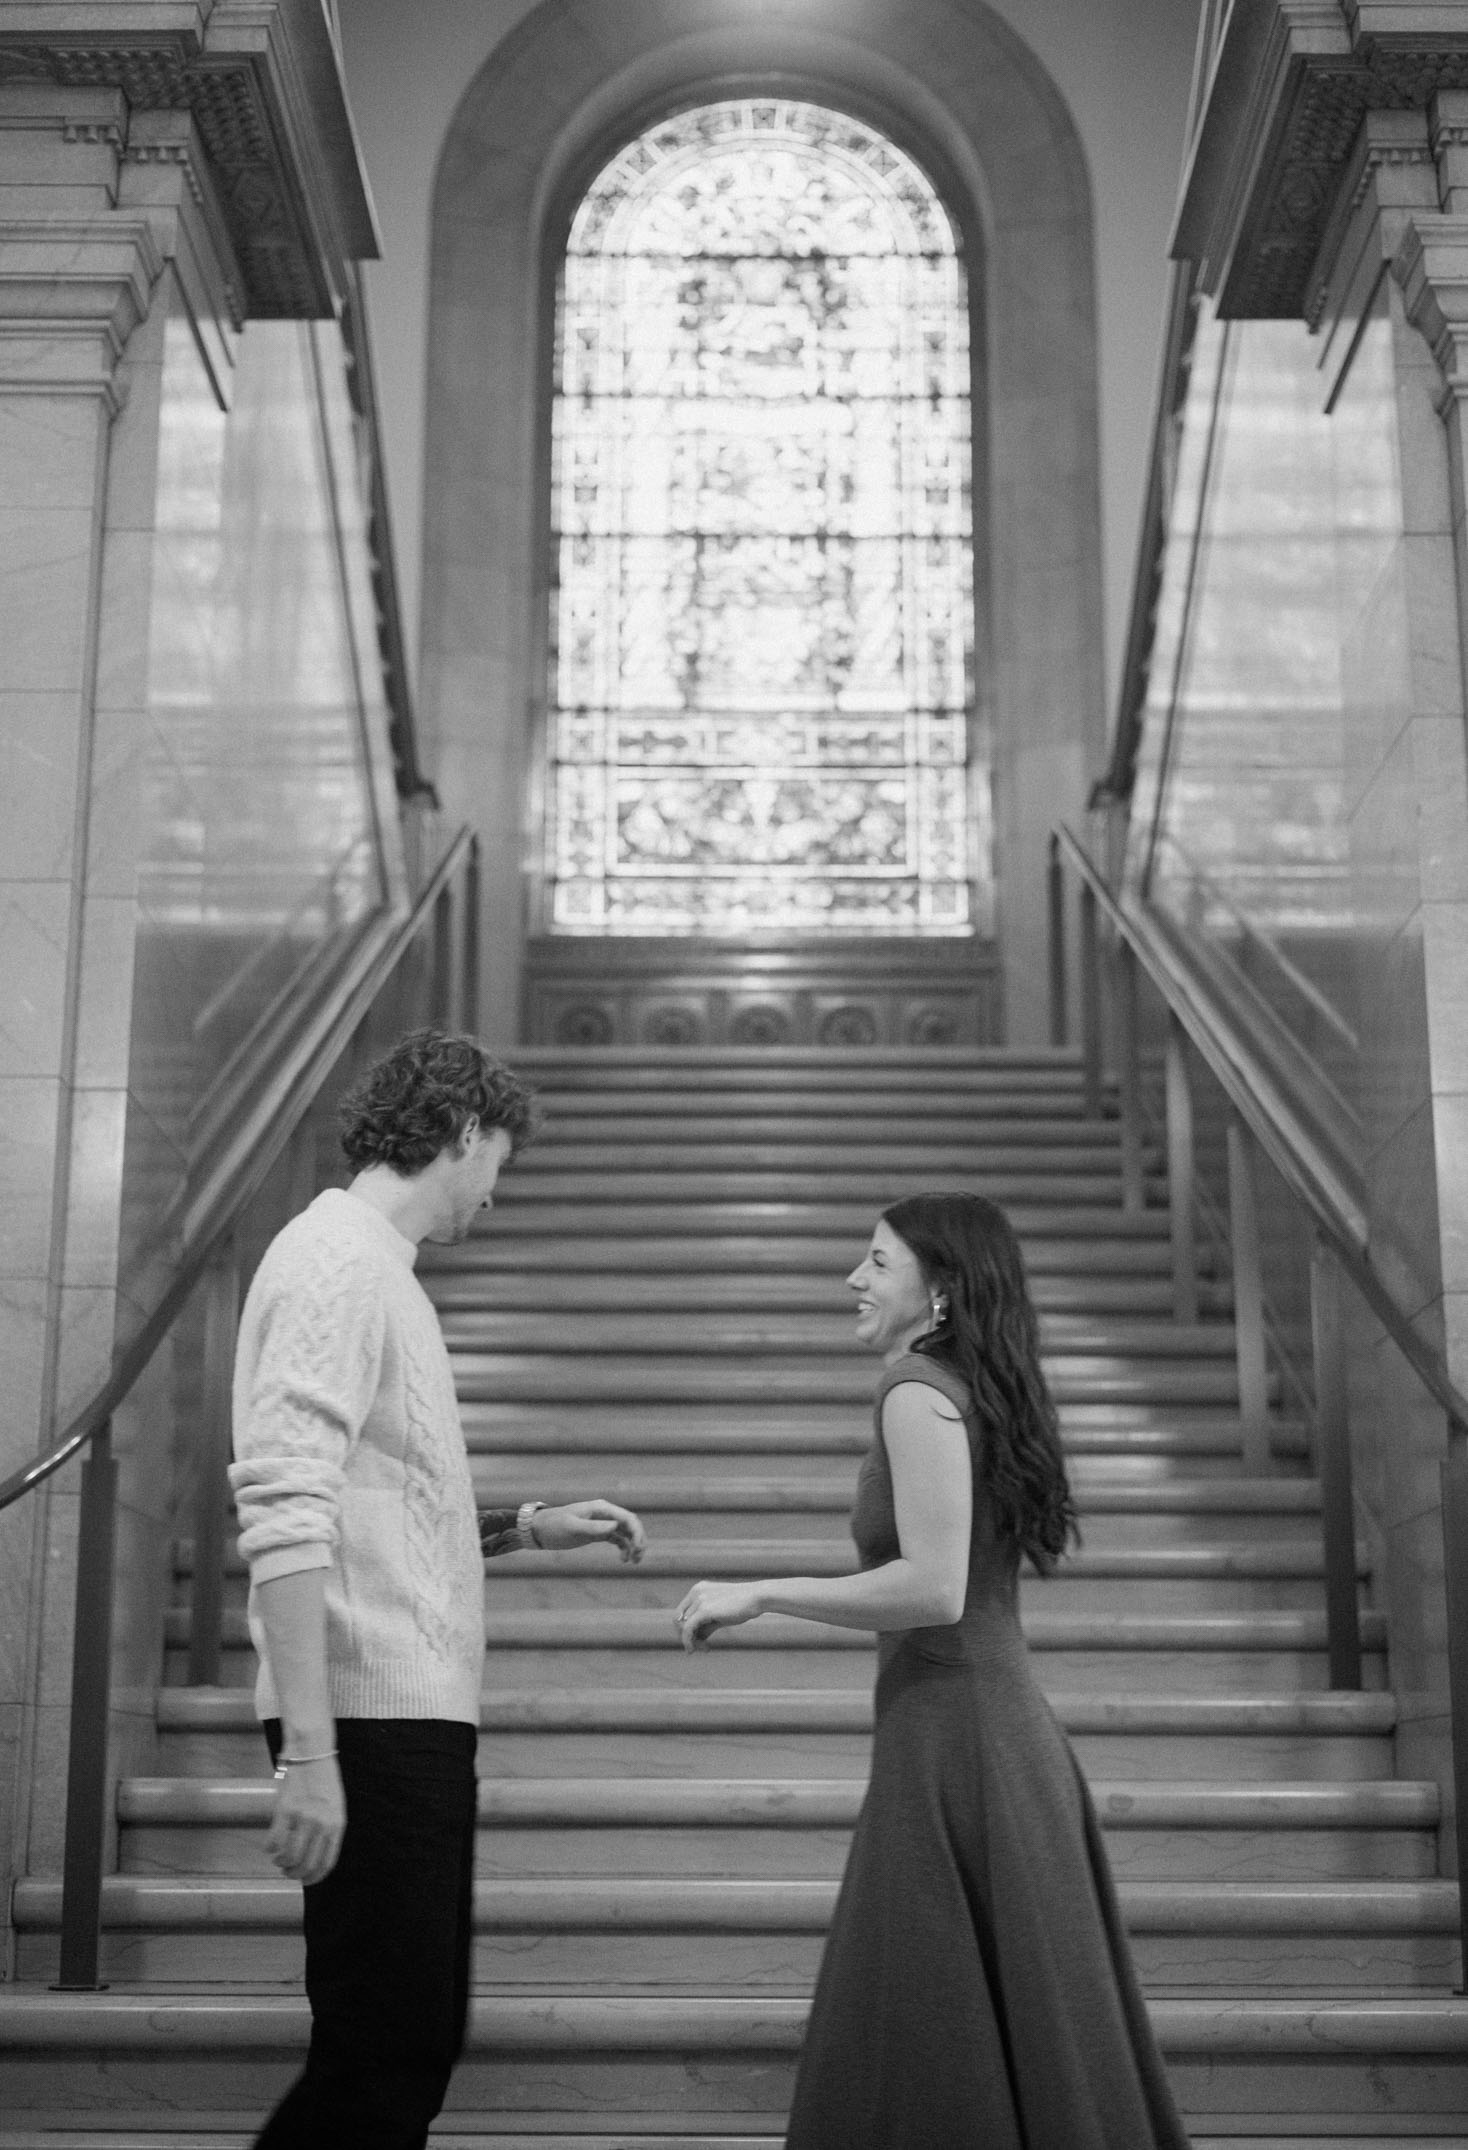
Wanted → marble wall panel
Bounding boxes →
[1432,1092,1468,1311]
[0,506,98,693]
[1355,910,1431,1160]
[0,694,85,883]
[0,884,72,1080]
[0,1079,64,1285]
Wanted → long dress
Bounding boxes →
[784,1352,1190,2150]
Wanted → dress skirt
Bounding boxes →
[783,1609,1190,2149]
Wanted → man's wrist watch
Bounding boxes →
[516,1499,547,1548]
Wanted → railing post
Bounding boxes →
[463,837,481,1038]
[1164,1015,1198,1323]
[1226,1114,1271,1475]
[188,1237,240,1688]
[1113,939,1145,1215]
[287,1115,317,1221]
[1079,880,1102,1119]
[1441,1427,1468,1978]
[55,1420,119,1990]
[1309,1236,1361,1690]
[1048,834,1067,1048]
[431,883,453,1029]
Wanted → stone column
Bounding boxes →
[0,79,169,1915]
[0,0,380,1913]
[1389,92,1468,1411]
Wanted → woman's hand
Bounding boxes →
[675,1579,764,1650]
[267,1755,345,1887]
[535,1498,646,1562]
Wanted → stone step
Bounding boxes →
[451,1400,1307,1461]
[471,1202,1172,1236]
[163,1608,1390,1699]
[537,1088,1109,1116]
[469,1538,1358,1581]
[457,1476,1325,1515]
[169,1605,1377,1655]
[482,1467,1318,1509]
[448,1355,1248,1406]
[426,1270,1235,1316]
[12,1872,1455,1947]
[529,1113,1138,1143]
[508,1045,1097,1080]
[464,1444,1306,1496]
[118,1774,1439,1834]
[13,1876,1460,1991]
[116,1776,1439,1886]
[489,1170,1166,1205]
[200,1534,1352,1614]
[3,1996,1466,2146]
[426,1233,1196,1273]
[439,1310,1238,1358]
[154,1689,1400,1783]
[158,1688,1397,1737]
[1,2135,1464,2150]
[166,1644,1388,1701]
[513,1141,1151,1174]
[22,1874,1455,1936]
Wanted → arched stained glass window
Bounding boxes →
[547,98,983,937]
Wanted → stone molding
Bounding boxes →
[0,212,164,404]
[1175,0,1468,319]
[0,0,376,318]
[1394,210,1468,390]
[523,937,1003,1050]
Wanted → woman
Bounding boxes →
[676,1192,1189,2150]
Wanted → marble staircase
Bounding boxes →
[3,1047,1467,2146]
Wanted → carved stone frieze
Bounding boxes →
[522,937,1002,1048]
[0,3,376,318]
[1177,1,1468,319]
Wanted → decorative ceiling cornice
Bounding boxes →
[0,2,377,319]
[1174,1,1468,318]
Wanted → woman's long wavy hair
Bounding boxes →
[883,1192,1078,1575]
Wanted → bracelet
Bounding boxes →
[517,1498,547,1549]
[272,1749,338,1781]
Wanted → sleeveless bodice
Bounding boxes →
[853,1351,1024,1668]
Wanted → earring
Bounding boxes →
[930,1295,948,1327]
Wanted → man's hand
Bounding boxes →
[267,1754,345,1887]
[534,1499,646,1562]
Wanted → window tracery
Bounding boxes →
[548,98,982,936]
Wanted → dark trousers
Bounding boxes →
[256,1718,478,2150]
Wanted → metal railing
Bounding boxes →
[0,827,480,1990]
[1049,821,1468,1954]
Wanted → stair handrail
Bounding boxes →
[1051,819,1468,1965]
[1,822,478,1992]
[0,824,478,1518]
[1053,822,1468,1431]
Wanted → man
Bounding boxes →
[229,1027,645,2148]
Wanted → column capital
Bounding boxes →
[1392,211,1468,399]
[0,213,164,406]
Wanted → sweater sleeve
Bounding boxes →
[228,1227,388,1583]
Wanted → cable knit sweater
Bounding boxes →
[228,1188,485,1724]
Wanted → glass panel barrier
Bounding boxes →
[1126,289,1408,1163]
[125,281,397,1274]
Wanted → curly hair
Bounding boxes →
[882,1192,1079,1575]
[337,1028,541,1174]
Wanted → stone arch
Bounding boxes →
[424,0,1101,1043]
